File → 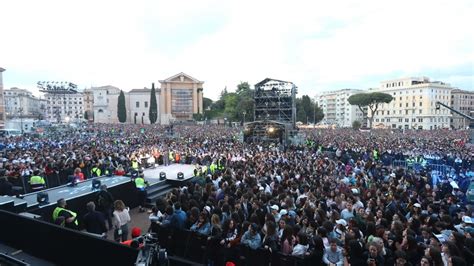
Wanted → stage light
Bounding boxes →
[37,192,49,205]
[177,172,184,180]
[267,127,275,133]
[92,179,101,190]
[159,172,166,181]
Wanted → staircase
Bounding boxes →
[145,182,173,206]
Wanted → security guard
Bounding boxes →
[52,198,78,229]
[131,158,139,171]
[91,162,102,177]
[373,149,379,161]
[210,160,218,175]
[217,157,225,172]
[29,170,46,191]
[135,171,148,212]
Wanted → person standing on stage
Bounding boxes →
[95,184,115,230]
[163,149,170,166]
[52,198,78,229]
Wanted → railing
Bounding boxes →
[150,224,316,266]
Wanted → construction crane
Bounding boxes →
[436,101,474,144]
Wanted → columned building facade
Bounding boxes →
[159,72,203,124]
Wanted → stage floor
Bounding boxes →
[144,164,196,185]
[6,164,196,209]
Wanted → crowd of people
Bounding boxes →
[1,123,474,265]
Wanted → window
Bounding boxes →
[419,102,422,106]
[145,101,148,108]
[406,103,408,107]
[405,118,409,122]
[406,110,409,115]
[387,111,390,115]
[136,102,140,108]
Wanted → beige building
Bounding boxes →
[44,91,84,123]
[0,67,5,128]
[315,89,365,127]
[370,77,453,130]
[92,86,121,124]
[450,89,474,129]
[3,87,43,119]
[83,89,94,122]
[128,88,159,124]
[159,72,203,124]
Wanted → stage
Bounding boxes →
[0,164,197,212]
[144,163,196,185]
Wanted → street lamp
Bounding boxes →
[19,107,24,134]
[243,111,246,125]
[224,117,227,127]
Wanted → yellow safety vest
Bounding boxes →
[52,207,78,226]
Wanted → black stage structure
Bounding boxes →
[244,78,297,144]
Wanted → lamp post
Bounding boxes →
[224,117,227,127]
[19,107,24,134]
[243,111,246,126]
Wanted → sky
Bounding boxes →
[0,0,473,100]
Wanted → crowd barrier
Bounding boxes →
[150,223,318,266]
[0,209,138,266]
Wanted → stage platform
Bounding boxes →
[144,164,196,185]
[0,164,196,212]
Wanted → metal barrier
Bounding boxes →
[392,160,407,169]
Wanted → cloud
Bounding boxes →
[1,0,472,100]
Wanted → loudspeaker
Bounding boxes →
[92,179,101,190]
[37,192,49,205]
[159,172,166,181]
[177,172,184,180]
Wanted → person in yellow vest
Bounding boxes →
[53,198,78,229]
[373,149,379,161]
[29,170,46,191]
[210,160,218,175]
[91,162,102,178]
[131,158,139,171]
[168,151,174,164]
[135,172,148,212]
[217,157,225,172]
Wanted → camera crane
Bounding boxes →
[435,101,474,144]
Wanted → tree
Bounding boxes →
[352,120,361,130]
[117,90,127,123]
[235,82,254,122]
[295,95,325,124]
[348,92,393,128]
[149,83,158,124]
[203,97,213,110]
